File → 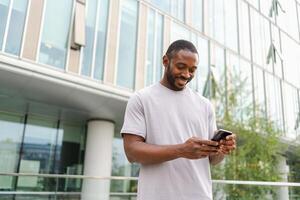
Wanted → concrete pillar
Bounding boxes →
[277,156,289,200]
[81,120,114,200]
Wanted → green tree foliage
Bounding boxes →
[211,67,287,199]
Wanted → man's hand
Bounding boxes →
[179,137,219,159]
[218,134,236,155]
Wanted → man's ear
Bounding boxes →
[162,55,169,67]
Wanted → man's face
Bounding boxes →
[163,50,198,91]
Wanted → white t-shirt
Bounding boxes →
[121,82,217,200]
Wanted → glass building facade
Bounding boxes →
[0,0,300,199]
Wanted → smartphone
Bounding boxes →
[211,129,232,141]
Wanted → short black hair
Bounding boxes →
[165,39,198,59]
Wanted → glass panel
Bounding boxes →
[227,53,253,122]
[246,0,259,9]
[94,0,109,80]
[39,0,73,69]
[4,0,28,56]
[210,44,225,118]
[145,9,155,86]
[238,0,251,59]
[271,25,282,78]
[170,22,190,42]
[171,0,185,21]
[111,137,138,193]
[253,66,266,115]
[149,0,170,14]
[17,116,58,190]
[260,0,275,22]
[196,36,209,95]
[281,33,300,88]
[224,0,238,51]
[277,0,299,41]
[0,0,10,49]
[191,0,202,31]
[206,0,225,45]
[81,0,98,77]
[0,112,24,190]
[116,0,138,89]
[282,83,299,138]
[265,73,284,131]
[56,121,85,191]
[155,14,163,82]
[250,8,272,71]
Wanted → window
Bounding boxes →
[260,0,276,22]
[253,66,266,115]
[246,0,259,9]
[238,0,251,59]
[282,83,300,138]
[196,36,209,95]
[210,43,225,118]
[250,9,271,70]
[281,33,300,88]
[205,0,238,51]
[145,9,164,86]
[191,0,202,31]
[0,0,10,50]
[94,0,109,80]
[226,53,253,122]
[116,0,138,89]
[4,0,28,56]
[277,0,299,41]
[270,24,283,78]
[170,22,190,42]
[39,0,73,69]
[81,0,98,76]
[0,112,24,190]
[265,72,284,131]
[149,0,184,22]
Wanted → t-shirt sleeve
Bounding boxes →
[120,93,146,138]
[208,102,218,139]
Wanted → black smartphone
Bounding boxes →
[211,129,232,141]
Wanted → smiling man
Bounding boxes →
[121,40,236,200]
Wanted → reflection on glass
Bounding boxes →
[145,9,155,86]
[155,14,163,82]
[0,0,10,50]
[196,36,209,95]
[207,0,225,45]
[0,112,24,190]
[265,73,284,131]
[149,0,184,21]
[170,22,190,42]
[260,0,275,21]
[238,0,251,59]
[149,0,170,14]
[224,0,238,51]
[191,0,202,31]
[39,0,73,69]
[271,24,282,78]
[227,53,253,122]
[111,137,138,193]
[81,0,98,77]
[282,83,299,138]
[281,33,300,88]
[17,116,58,190]
[253,67,266,117]
[250,9,271,70]
[277,0,299,41]
[116,0,138,89]
[4,0,28,56]
[210,44,225,118]
[94,0,109,80]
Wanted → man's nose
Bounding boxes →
[181,69,191,79]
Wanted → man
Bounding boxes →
[121,40,236,200]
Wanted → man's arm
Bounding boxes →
[123,134,220,165]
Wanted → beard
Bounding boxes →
[166,64,193,91]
